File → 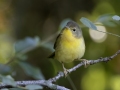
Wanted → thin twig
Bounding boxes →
[49,50,120,82]
[0,80,70,90]
[0,50,120,89]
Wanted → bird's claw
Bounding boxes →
[63,68,69,77]
[81,59,90,68]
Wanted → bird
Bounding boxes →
[49,21,85,76]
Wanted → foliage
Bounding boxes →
[0,0,120,89]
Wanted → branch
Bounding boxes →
[49,50,120,82]
[0,50,120,89]
[0,80,70,90]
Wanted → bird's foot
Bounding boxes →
[81,59,90,68]
[63,68,69,77]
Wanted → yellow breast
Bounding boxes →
[55,29,85,63]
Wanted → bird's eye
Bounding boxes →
[72,29,76,32]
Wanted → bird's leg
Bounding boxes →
[62,62,69,77]
[80,59,90,68]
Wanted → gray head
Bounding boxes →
[66,21,82,38]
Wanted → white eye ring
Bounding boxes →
[72,29,76,32]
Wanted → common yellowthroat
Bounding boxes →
[49,21,85,76]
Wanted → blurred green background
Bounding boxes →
[0,0,120,90]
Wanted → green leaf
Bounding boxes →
[9,88,23,90]
[0,75,16,86]
[80,17,97,30]
[41,42,54,52]
[97,14,113,22]
[18,62,45,79]
[0,64,11,74]
[15,36,40,53]
[16,54,28,61]
[59,18,71,29]
[25,85,43,90]
[1,89,9,90]
[103,21,117,27]
[112,15,120,21]
[97,14,117,27]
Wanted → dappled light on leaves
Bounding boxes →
[110,75,120,90]
[92,2,115,15]
[89,23,107,43]
[0,35,15,64]
[81,65,106,90]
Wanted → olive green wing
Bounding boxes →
[48,52,55,58]
[48,34,61,58]
[54,34,61,49]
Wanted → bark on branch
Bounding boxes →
[0,50,120,90]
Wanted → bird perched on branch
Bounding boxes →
[49,21,85,76]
